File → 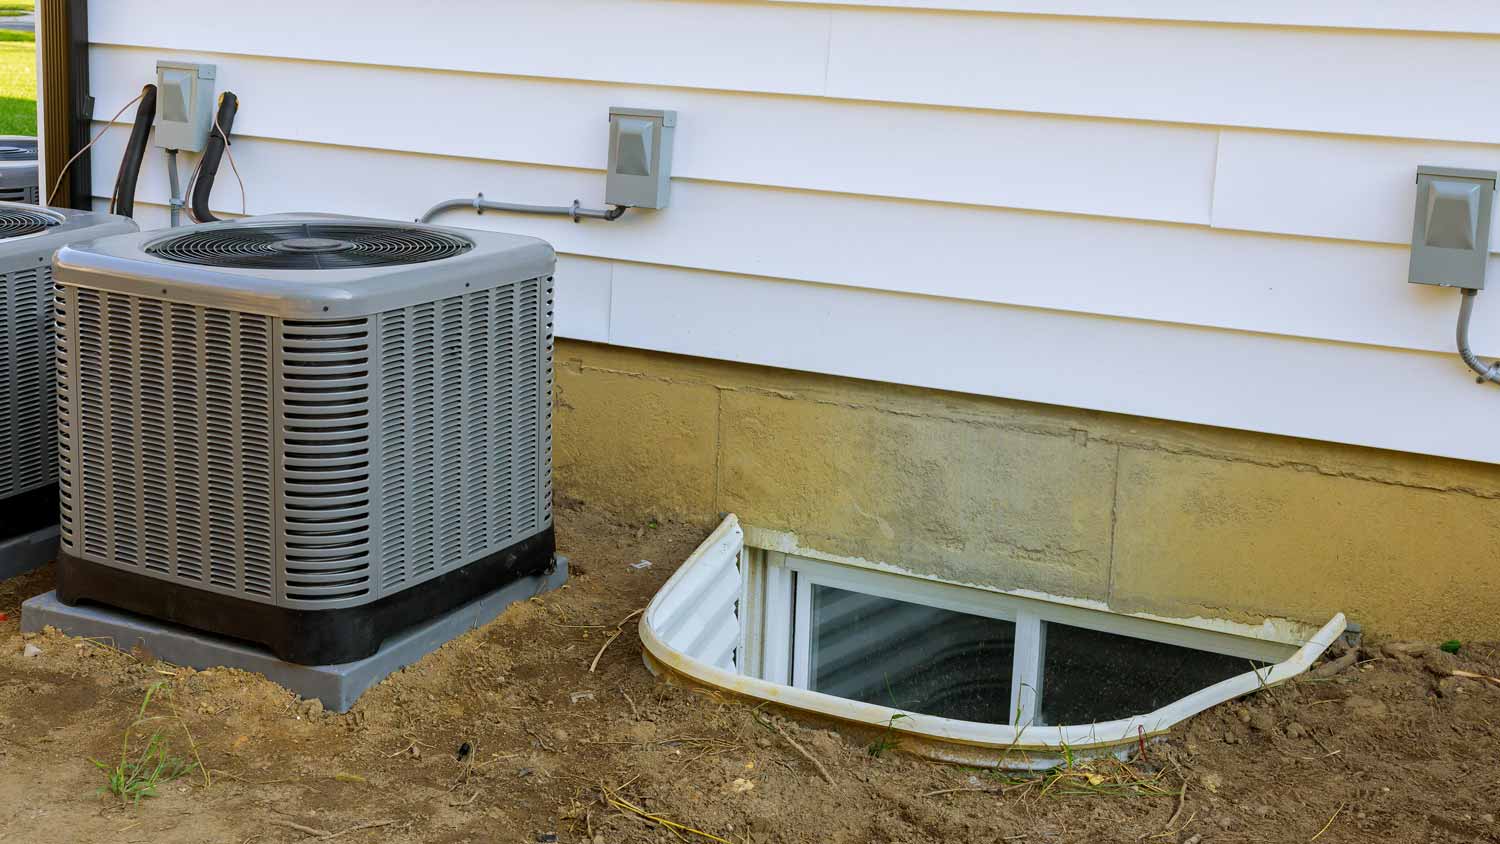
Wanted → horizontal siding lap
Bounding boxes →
[825,11,1500,144]
[768,0,1500,36]
[85,127,1500,360]
[87,45,1217,226]
[91,0,1500,143]
[1213,130,1500,249]
[88,0,833,95]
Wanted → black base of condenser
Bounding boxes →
[55,527,556,665]
[0,483,60,541]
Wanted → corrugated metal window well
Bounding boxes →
[640,516,1344,769]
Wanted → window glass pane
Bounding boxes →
[809,584,1015,724]
[1038,623,1261,726]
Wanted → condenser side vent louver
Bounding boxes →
[278,317,375,602]
[1,265,53,500]
[375,278,551,596]
[59,286,277,597]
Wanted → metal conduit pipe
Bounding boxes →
[1457,289,1500,385]
[420,193,628,225]
[165,148,183,227]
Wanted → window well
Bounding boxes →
[641,515,1346,768]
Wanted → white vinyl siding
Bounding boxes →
[78,0,1500,464]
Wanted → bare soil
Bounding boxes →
[2,503,1499,844]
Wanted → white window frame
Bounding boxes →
[746,549,1309,731]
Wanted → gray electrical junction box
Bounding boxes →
[154,60,217,152]
[606,107,675,209]
[1409,165,1496,291]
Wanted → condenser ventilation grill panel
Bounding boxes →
[62,287,277,596]
[375,279,550,593]
[278,317,374,602]
[146,223,475,270]
[1,265,53,499]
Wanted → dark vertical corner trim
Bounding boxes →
[65,0,91,210]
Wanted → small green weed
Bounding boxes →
[867,713,908,757]
[1441,640,1462,654]
[90,682,200,804]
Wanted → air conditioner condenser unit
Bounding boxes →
[1,203,138,577]
[52,214,557,664]
[0,136,40,204]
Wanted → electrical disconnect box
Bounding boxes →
[606,107,675,209]
[1409,166,1496,291]
[154,61,217,152]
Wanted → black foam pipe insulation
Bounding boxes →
[110,83,156,219]
[190,91,238,223]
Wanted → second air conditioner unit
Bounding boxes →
[52,213,557,664]
[1,203,137,577]
[0,136,40,204]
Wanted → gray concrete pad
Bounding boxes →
[0,525,58,581]
[21,557,568,712]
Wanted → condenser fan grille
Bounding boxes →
[0,206,61,238]
[145,222,476,269]
[0,139,37,161]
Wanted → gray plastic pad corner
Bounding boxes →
[21,557,568,712]
[0,525,59,581]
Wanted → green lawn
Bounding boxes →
[0,28,34,135]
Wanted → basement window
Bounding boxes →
[805,585,1017,723]
[642,516,1344,768]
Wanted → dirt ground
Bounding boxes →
[3,503,1499,844]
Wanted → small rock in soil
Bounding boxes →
[1249,711,1276,732]
[1286,722,1307,739]
[21,644,40,658]
[1223,731,1239,745]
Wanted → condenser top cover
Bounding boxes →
[53,213,555,319]
[0,202,136,248]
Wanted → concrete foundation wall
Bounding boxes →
[555,340,1500,641]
